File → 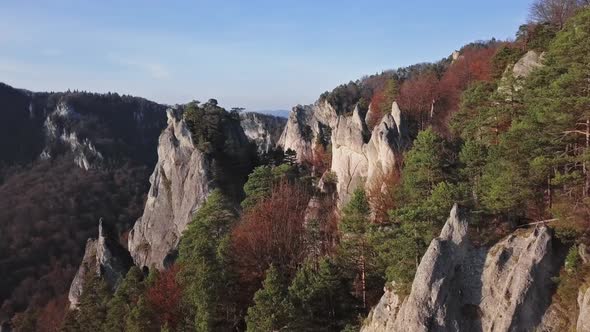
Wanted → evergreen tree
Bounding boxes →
[70,275,111,332]
[245,265,292,332]
[104,266,145,332]
[337,189,376,310]
[400,128,451,205]
[178,190,237,331]
[287,259,357,331]
[241,166,273,210]
[125,297,156,332]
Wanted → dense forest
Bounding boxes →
[0,88,167,330]
[5,0,590,331]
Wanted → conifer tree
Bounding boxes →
[241,166,273,210]
[337,189,375,309]
[178,190,237,331]
[245,265,292,332]
[287,259,357,331]
[104,266,145,332]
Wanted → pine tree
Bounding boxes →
[241,166,273,210]
[245,265,292,332]
[125,297,156,332]
[104,266,145,332]
[74,275,111,332]
[400,128,450,205]
[178,190,237,331]
[287,259,357,331]
[337,189,375,310]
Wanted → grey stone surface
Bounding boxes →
[362,205,562,332]
[279,100,405,206]
[127,109,213,269]
[239,112,286,153]
[68,220,132,309]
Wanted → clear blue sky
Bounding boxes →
[0,0,531,111]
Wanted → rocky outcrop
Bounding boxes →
[279,99,405,206]
[128,106,253,269]
[0,82,167,169]
[499,50,543,95]
[68,220,132,309]
[42,103,104,170]
[239,112,287,153]
[362,205,563,332]
[512,50,543,78]
[332,103,404,205]
[278,101,338,163]
[128,108,213,269]
[578,288,590,332]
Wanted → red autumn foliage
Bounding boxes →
[398,71,440,131]
[310,143,332,176]
[367,167,402,224]
[146,265,183,329]
[366,91,388,130]
[436,46,497,135]
[35,295,68,332]
[231,180,311,285]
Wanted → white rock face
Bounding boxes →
[362,205,562,332]
[68,220,131,309]
[332,103,403,205]
[42,102,103,170]
[279,100,404,206]
[499,50,544,96]
[128,109,213,269]
[239,112,287,153]
[578,288,590,332]
[278,101,338,163]
[512,50,543,78]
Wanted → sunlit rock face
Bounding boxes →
[279,99,405,206]
[362,205,563,332]
[128,109,213,269]
[128,106,261,270]
[239,112,287,153]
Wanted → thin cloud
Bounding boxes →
[41,48,63,57]
[107,54,171,79]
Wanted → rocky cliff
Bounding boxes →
[279,99,405,205]
[362,205,564,332]
[0,82,167,169]
[127,108,214,269]
[239,112,286,153]
[127,106,263,269]
[68,220,132,309]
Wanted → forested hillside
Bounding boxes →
[5,0,590,331]
[0,88,167,330]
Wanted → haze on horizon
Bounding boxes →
[0,0,530,112]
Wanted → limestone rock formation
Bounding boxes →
[128,108,213,269]
[278,101,338,163]
[499,50,544,95]
[578,288,590,332]
[512,50,543,78]
[362,205,563,332]
[128,106,256,269]
[41,102,104,170]
[279,99,405,206]
[239,112,287,153]
[68,220,132,309]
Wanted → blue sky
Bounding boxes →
[0,0,531,111]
